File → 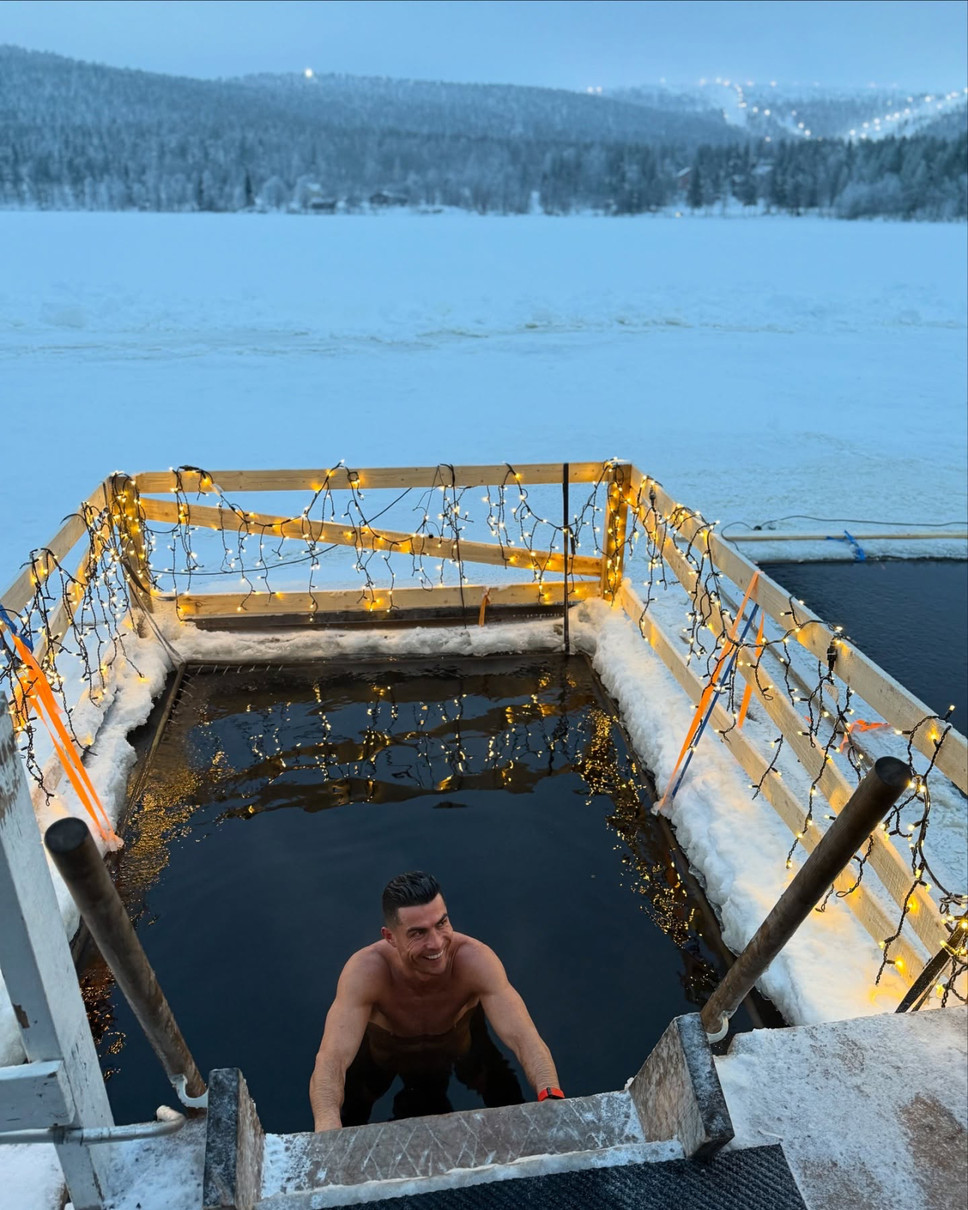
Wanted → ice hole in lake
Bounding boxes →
[81,652,780,1133]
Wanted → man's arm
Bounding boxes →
[472,945,561,1097]
[309,953,377,1131]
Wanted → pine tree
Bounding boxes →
[687,163,703,210]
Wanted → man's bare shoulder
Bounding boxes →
[451,934,507,989]
[338,941,393,993]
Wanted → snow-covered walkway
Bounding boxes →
[719,1003,968,1209]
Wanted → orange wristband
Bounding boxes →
[537,1086,565,1101]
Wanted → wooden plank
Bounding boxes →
[729,531,968,543]
[0,481,112,617]
[0,705,114,1202]
[629,502,947,951]
[173,580,598,619]
[619,585,927,982]
[629,467,968,793]
[31,518,115,675]
[132,462,610,495]
[140,497,602,578]
[620,512,948,958]
[1,514,90,617]
[109,475,153,613]
[0,1060,74,1130]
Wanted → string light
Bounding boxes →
[4,459,965,1006]
[623,472,966,1002]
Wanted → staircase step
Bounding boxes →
[259,1090,652,1200]
[310,1144,808,1210]
[202,1013,737,1209]
[256,1141,682,1208]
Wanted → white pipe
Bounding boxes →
[0,1105,185,1146]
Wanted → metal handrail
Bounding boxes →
[44,817,208,1110]
[701,756,912,1040]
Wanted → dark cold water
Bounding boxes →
[760,559,967,735]
[82,654,776,1133]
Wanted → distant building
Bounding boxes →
[369,190,409,207]
[676,167,692,194]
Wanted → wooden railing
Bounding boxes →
[1,460,965,998]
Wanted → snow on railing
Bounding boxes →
[1,460,965,1008]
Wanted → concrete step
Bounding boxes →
[202,1013,735,1210]
[257,1093,676,1207]
[257,1138,681,1208]
[262,1145,808,1210]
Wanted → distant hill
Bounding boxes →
[0,45,964,219]
[0,45,736,213]
[611,80,968,142]
[233,69,737,145]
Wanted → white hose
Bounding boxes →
[0,1105,185,1146]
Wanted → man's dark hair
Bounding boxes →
[382,871,442,926]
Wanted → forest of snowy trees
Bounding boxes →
[1,45,965,220]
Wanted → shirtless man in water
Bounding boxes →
[310,871,563,1130]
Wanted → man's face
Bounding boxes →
[382,894,453,976]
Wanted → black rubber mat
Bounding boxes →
[369,1145,807,1209]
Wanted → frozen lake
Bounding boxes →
[1,209,965,1210]
[1,210,965,579]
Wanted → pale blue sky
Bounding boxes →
[1,0,965,89]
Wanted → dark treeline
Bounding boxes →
[684,136,967,220]
[4,122,964,221]
[0,45,964,219]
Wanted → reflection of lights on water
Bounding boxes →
[102,661,726,1068]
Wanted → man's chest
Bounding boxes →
[374,977,478,1037]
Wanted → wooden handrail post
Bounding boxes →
[44,817,207,1109]
[600,460,630,602]
[700,756,912,1039]
[562,461,571,654]
[109,473,153,613]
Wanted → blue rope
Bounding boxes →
[0,604,32,652]
[824,529,866,561]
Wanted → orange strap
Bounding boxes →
[838,719,891,752]
[3,625,121,850]
[737,610,766,729]
[659,572,759,806]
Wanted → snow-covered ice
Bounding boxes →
[1,210,965,577]
[1,209,965,1210]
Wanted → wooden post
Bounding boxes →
[110,473,153,613]
[600,461,630,602]
[44,818,207,1107]
[0,701,114,1209]
[562,462,570,654]
[895,913,968,1012]
[700,756,911,1038]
